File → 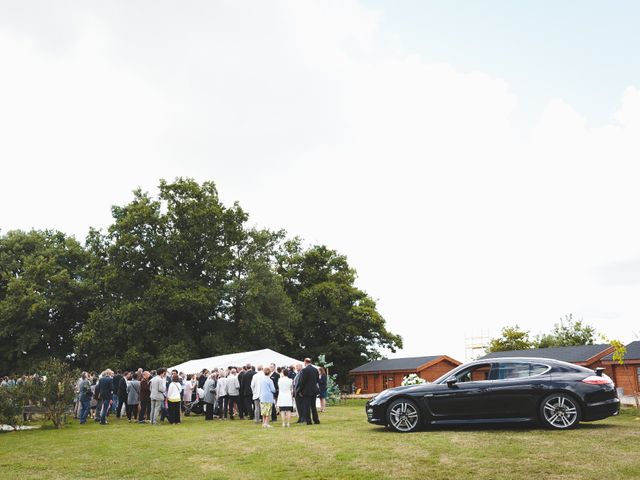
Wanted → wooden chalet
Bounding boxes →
[601,341,640,397]
[349,355,462,394]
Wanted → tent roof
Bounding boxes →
[167,348,303,374]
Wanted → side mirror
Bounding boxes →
[445,376,457,387]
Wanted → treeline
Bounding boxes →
[0,179,402,380]
[487,315,597,353]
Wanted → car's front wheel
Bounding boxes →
[539,393,581,429]
[386,398,421,433]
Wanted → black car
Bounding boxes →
[366,357,619,432]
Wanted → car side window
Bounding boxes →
[492,362,549,380]
[455,363,492,383]
[529,364,549,376]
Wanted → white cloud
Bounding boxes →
[1,0,639,361]
[616,86,640,127]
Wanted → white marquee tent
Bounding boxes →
[167,348,303,374]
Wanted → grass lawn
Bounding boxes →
[1,401,639,480]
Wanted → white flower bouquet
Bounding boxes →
[401,373,427,386]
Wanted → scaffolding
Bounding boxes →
[464,330,491,361]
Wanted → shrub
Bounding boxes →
[0,385,26,430]
[326,374,341,405]
[33,359,79,429]
[317,354,341,404]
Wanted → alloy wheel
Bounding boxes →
[542,395,578,429]
[388,400,419,432]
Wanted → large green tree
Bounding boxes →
[1,178,403,380]
[0,230,92,373]
[77,178,248,369]
[278,242,402,380]
[223,228,299,353]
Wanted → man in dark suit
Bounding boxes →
[241,364,255,420]
[237,366,246,418]
[293,363,304,423]
[97,369,114,425]
[111,370,123,415]
[269,363,279,422]
[298,358,320,425]
[198,369,208,389]
[138,371,151,422]
[116,372,128,418]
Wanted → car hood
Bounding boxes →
[371,382,439,403]
[386,383,438,394]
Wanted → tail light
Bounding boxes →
[582,374,613,385]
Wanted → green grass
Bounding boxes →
[1,402,639,480]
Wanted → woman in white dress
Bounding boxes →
[276,368,294,427]
[182,374,194,410]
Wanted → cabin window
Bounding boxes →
[637,367,640,388]
[363,375,369,390]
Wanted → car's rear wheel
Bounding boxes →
[539,393,581,429]
[386,398,421,433]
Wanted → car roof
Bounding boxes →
[479,344,612,363]
[466,357,578,368]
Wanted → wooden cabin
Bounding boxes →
[601,341,640,397]
[349,355,462,394]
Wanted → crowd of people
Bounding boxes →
[0,375,36,388]
[74,358,329,429]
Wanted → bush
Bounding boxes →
[316,354,341,405]
[33,359,79,429]
[326,373,341,405]
[0,385,26,430]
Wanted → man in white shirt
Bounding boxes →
[216,371,228,419]
[226,368,241,419]
[251,365,263,423]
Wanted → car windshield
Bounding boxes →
[433,362,492,384]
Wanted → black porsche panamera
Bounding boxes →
[366,357,620,432]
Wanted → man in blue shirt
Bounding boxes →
[97,370,114,425]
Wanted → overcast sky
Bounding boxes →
[1,1,639,361]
